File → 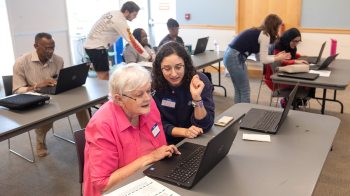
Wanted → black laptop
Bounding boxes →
[193,37,209,55]
[36,63,89,95]
[143,114,244,189]
[277,72,319,80]
[300,41,326,64]
[309,53,339,70]
[240,84,299,134]
[0,93,50,110]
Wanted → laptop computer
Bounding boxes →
[193,37,209,55]
[240,84,299,134]
[36,63,89,95]
[0,93,50,110]
[277,72,319,80]
[143,114,244,189]
[300,41,326,64]
[309,53,339,70]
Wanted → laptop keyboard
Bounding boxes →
[166,146,206,182]
[253,111,280,130]
[36,87,56,95]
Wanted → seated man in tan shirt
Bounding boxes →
[12,32,90,157]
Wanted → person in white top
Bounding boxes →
[84,1,151,80]
[223,14,291,103]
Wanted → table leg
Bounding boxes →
[314,89,344,114]
[211,61,227,97]
[321,89,327,114]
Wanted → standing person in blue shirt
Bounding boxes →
[152,42,215,144]
[223,14,291,103]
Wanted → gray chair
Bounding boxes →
[73,129,85,195]
[266,62,309,109]
[2,75,35,163]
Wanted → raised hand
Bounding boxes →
[190,74,205,101]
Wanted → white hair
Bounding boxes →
[109,63,151,97]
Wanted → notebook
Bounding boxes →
[0,93,50,110]
[143,114,244,189]
[36,63,89,95]
[193,37,209,55]
[300,41,326,64]
[277,72,319,80]
[240,84,299,134]
[309,53,339,70]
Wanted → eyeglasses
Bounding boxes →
[122,89,156,101]
[161,64,184,74]
[291,39,301,43]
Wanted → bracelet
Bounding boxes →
[191,100,204,108]
[192,99,202,102]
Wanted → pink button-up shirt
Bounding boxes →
[83,99,167,196]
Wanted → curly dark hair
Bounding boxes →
[152,41,196,91]
[132,28,150,47]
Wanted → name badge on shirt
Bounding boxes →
[161,98,176,108]
[151,124,160,138]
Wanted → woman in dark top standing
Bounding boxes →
[223,14,291,103]
[152,42,215,144]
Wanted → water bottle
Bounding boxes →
[213,39,220,54]
[330,39,337,56]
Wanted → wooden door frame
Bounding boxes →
[235,0,302,34]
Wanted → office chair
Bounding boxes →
[2,75,35,163]
[73,129,85,196]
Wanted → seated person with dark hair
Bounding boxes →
[123,28,155,63]
[264,28,315,107]
[13,32,90,157]
[152,42,215,144]
[158,18,184,47]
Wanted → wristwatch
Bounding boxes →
[191,100,204,108]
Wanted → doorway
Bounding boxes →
[148,0,176,46]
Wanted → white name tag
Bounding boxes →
[161,98,176,108]
[151,124,160,138]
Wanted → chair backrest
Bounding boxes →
[73,129,86,184]
[2,75,13,96]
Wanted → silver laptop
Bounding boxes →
[143,114,244,189]
[240,84,299,134]
[36,63,89,95]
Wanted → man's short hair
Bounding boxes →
[167,18,179,28]
[121,1,140,13]
[35,32,52,43]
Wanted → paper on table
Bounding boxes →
[242,133,271,142]
[104,176,180,196]
[309,70,331,77]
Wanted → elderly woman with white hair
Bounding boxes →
[83,64,180,196]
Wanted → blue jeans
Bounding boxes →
[223,47,250,103]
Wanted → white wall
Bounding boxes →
[180,29,235,52]
[298,33,350,60]
[6,0,72,65]
[0,0,14,76]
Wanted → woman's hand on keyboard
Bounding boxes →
[143,145,181,166]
